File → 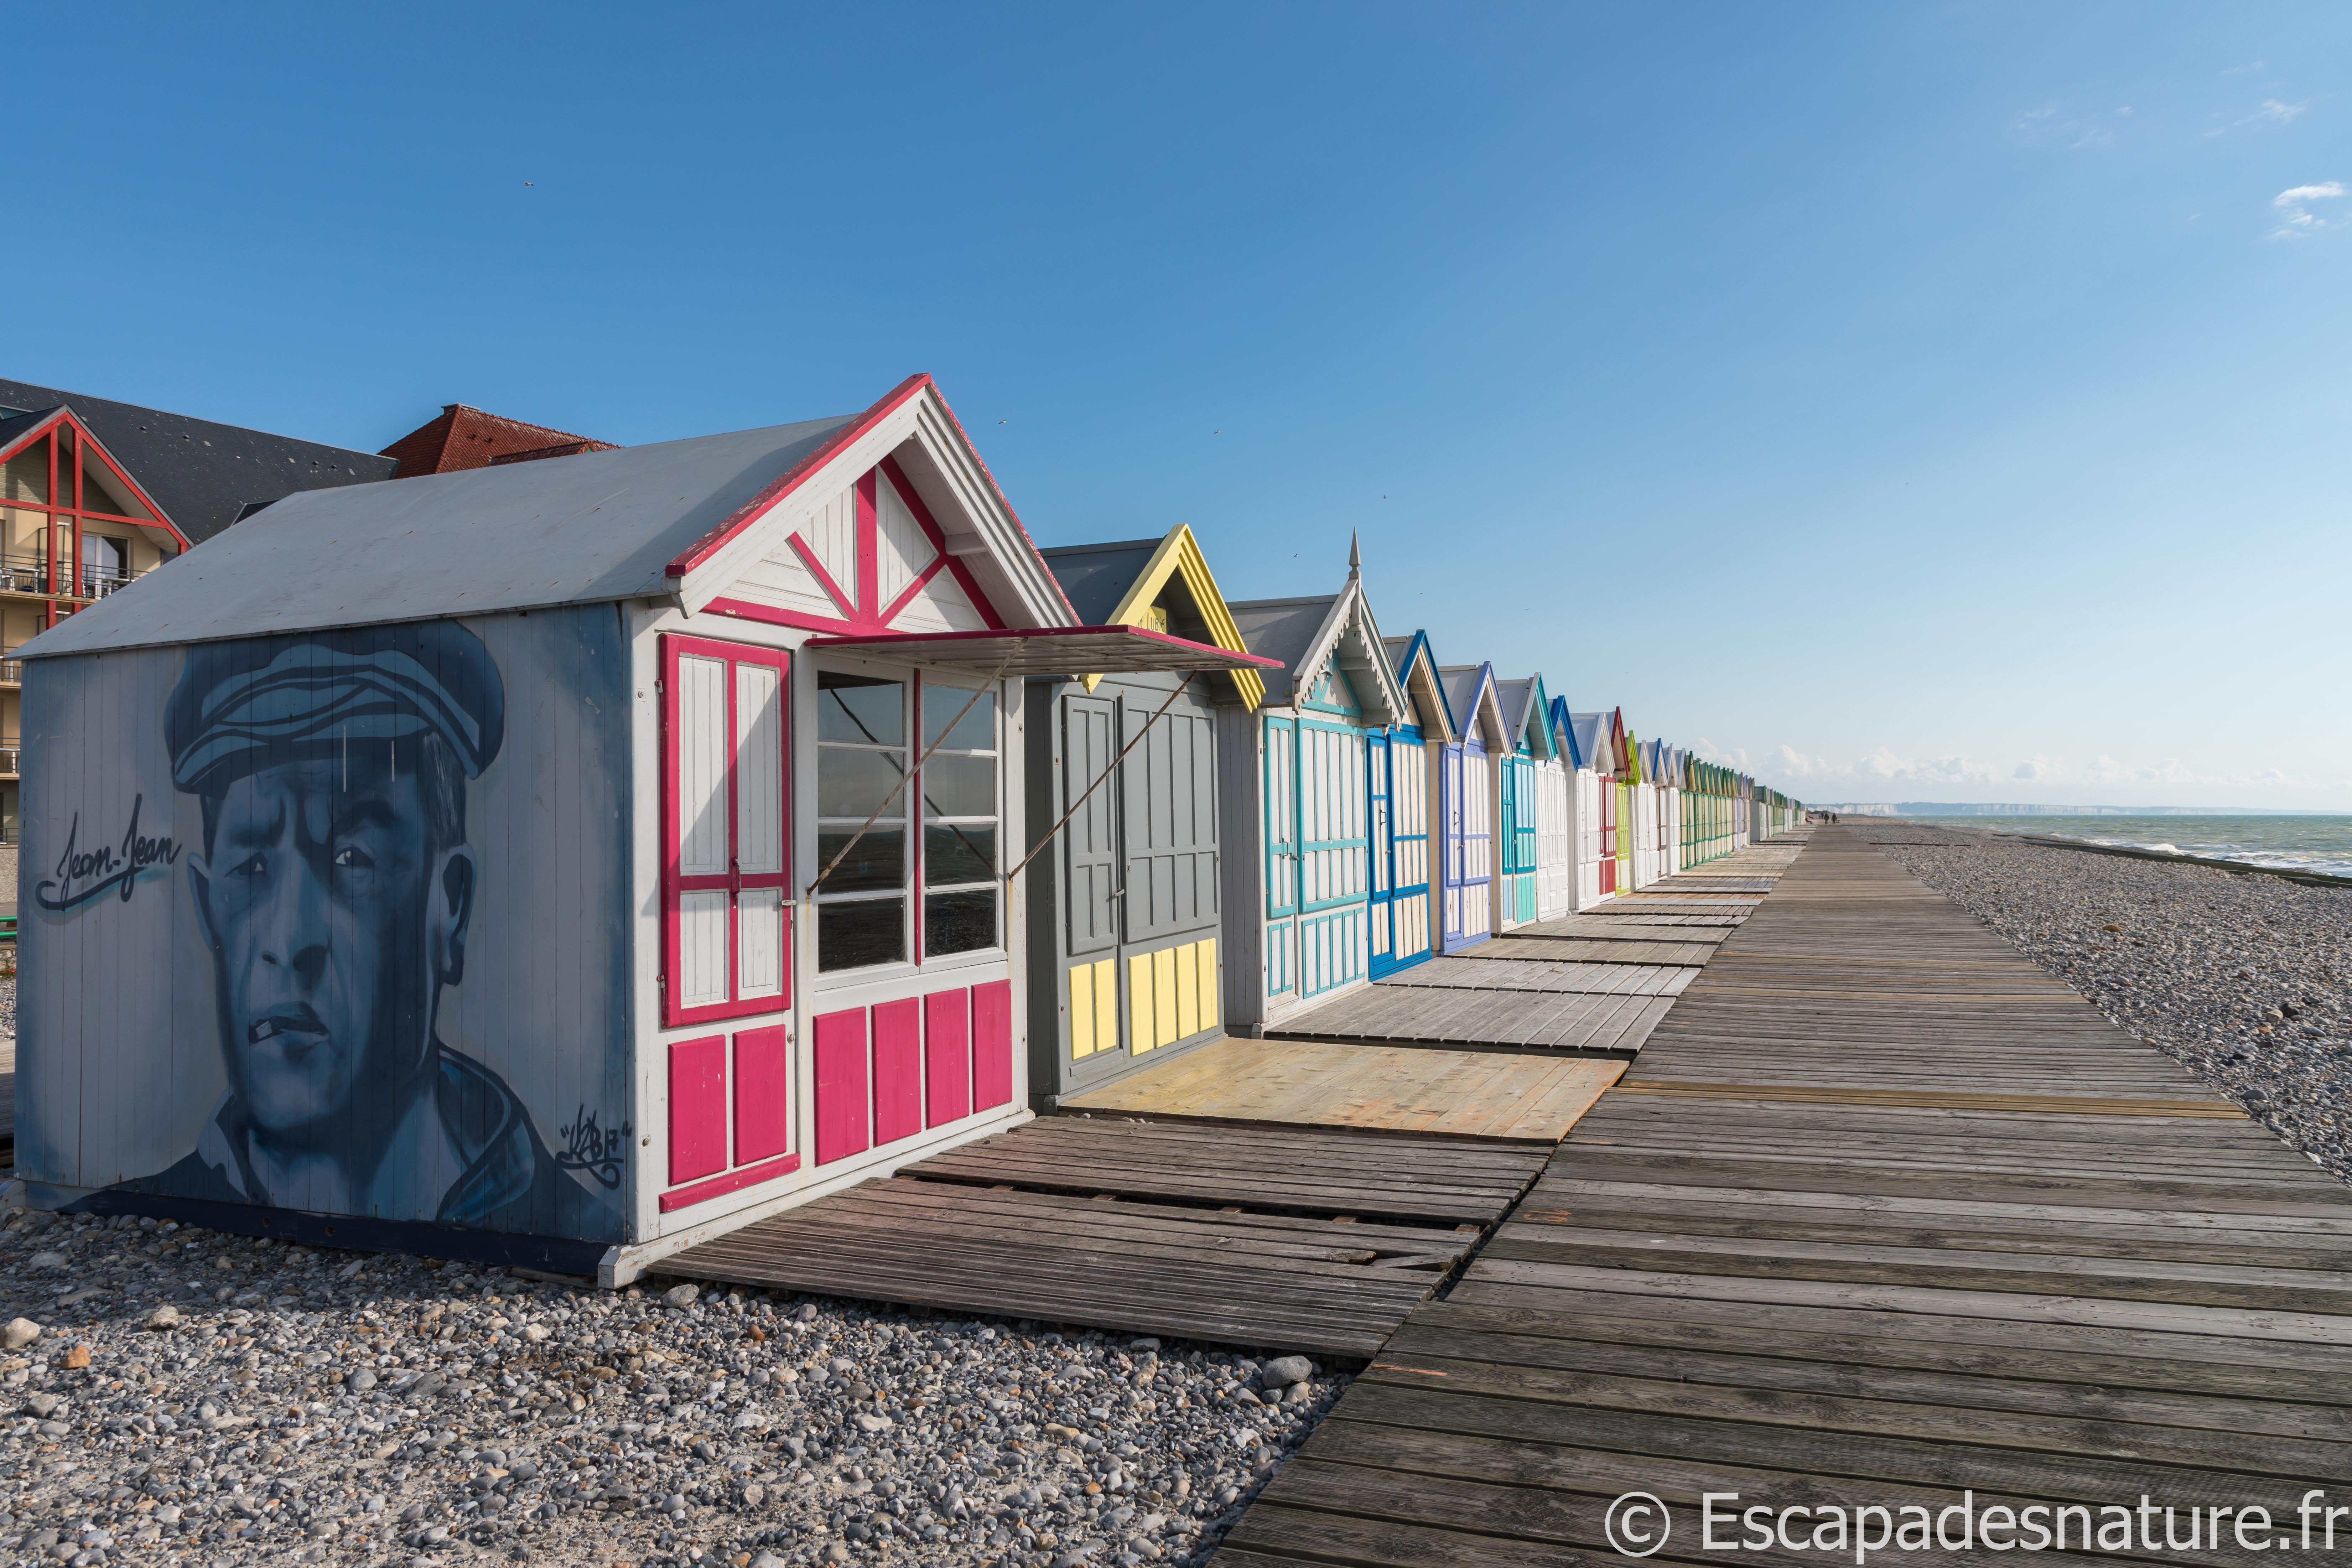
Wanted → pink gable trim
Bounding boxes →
[787,534,859,619]
[877,456,1008,632]
[666,374,928,579]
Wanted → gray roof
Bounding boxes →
[17,415,853,660]
[1496,677,1552,752]
[0,377,396,544]
[1226,595,1338,707]
[1039,539,1161,624]
[1569,711,1611,771]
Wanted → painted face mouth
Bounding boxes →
[247,1006,328,1047]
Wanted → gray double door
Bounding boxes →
[1058,675,1221,1084]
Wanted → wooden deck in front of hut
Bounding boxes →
[653,843,1804,1354]
[1215,825,2352,1568]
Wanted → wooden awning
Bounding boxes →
[805,625,1281,678]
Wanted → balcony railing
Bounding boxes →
[0,552,144,600]
[0,660,20,685]
[0,740,19,777]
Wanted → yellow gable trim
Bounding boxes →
[1082,525,1266,708]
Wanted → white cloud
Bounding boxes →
[2270,181,2345,239]
[1736,746,2305,799]
[2210,98,2309,136]
[2275,181,2345,206]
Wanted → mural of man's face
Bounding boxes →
[187,754,474,1149]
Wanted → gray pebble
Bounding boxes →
[0,1112,1346,1568]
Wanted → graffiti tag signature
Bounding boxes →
[555,1105,632,1189]
[35,794,181,913]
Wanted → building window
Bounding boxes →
[816,670,909,971]
[661,635,790,1027]
[921,682,998,957]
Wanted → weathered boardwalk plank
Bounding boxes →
[1270,846,1793,1055]
[657,1117,1552,1357]
[1219,827,2352,1568]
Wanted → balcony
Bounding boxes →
[0,739,17,778]
[0,552,144,603]
[0,660,19,687]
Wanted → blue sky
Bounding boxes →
[15,4,2352,807]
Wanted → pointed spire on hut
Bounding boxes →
[1348,529,1362,580]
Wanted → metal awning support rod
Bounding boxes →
[1005,672,1196,886]
[805,648,1018,898]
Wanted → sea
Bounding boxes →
[1904,815,2352,882]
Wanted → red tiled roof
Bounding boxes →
[379,404,618,479]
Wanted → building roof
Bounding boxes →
[19,414,856,658]
[1494,676,1556,759]
[1227,595,1338,707]
[1382,630,1457,740]
[1438,663,1509,748]
[20,374,1079,660]
[1040,538,1164,625]
[1042,527,1265,706]
[380,404,620,479]
[1228,572,1408,725]
[0,377,396,544]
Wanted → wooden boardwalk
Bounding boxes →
[1219,826,2352,1568]
[658,1117,1551,1359]
[1272,844,1794,1056]
[1062,1035,1622,1143]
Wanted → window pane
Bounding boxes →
[737,888,784,1000]
[925,888,997,956]
[924,686,996,753]
[920,754,996,819]
[820,897,905,971]
[679,890,730,1008]
[676,654,730,877]
[817,747,907,818]
[734,662,785,876]
[815,827,905,893]
[818,671,904,745]
[925,824,996,886]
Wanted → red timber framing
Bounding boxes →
[0,408,191,629]
[708,456,1009,638]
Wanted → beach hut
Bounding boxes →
[1370,630,1455,978]
[1434,663,1512,951]
[1533,692,1573,921]
[1609,710,1634,894]
[1558,701,1617,909]
[6,374,1268,1281]
[1022,526,1273,1107]
[1222,545,1412,1033]
[1492,674,1561,930]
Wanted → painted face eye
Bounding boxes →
[228,852,267,880]
[333,845,375,871]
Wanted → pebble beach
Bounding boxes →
[0,1201,1341,1568]
[1870,825,2352,1182]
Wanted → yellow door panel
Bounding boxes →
[1196,937,1220,1031]
[1175,943,1199,1039]
[1070,962,1096,1058]
[1152,947,1179,1048]
[1092,958,1116,1058]
[1128,953,1154,1053]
